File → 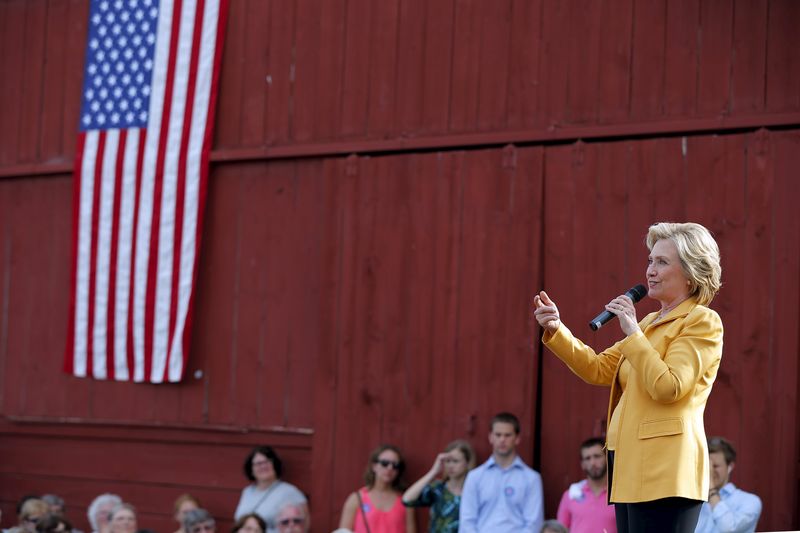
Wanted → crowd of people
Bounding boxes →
[0,419,761,533]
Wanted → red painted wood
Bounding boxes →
[419,0,455,135]
[631,0,668,119]
[663,0,699,117]
[237,0,270,147]
[697,0,733,116]
[475,1,512,130]
[506,0,543,129]
[339,0,372,137]
[765,0,800,111]
[595,0,633,124]
[730,1,767,114]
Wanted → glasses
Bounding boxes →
[277,518,305,526]
[252,459,272,467]
[375,459,401,470]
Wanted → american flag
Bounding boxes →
[65,0,228,383]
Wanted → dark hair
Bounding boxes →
[363,444,407,491]
[36,514,73,533]
[230,514,265,533]
[490,412,520,434]
[708,436,736,465]
[579,437,605,454]
[243,446,283,481]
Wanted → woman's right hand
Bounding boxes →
[428,452,448,476]
[533,291,561,333]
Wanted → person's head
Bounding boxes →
[41,495,65,517]
[540,519,568,533]
[579,437,607,481]
[275,504,309,533]
[364,444,406,491]
[442,439,476,481]
[230,514,265,533]
[87,494,122,533]
[108,503,137,533]
[182,509,215,533]
[36,514,73,533]
[708,436,737,490]
[489,412,521,458]
[645,222,721,307]
[243,446,283,485]
[173,494,200,526]
[18,499,49,533]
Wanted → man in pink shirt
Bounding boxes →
[556,437,617,533]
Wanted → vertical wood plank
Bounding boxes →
[696,0,734,115]
[366,0,400,137]
[628,0,666,119]
[765,0,800,111]
[506,0,543,129]
[419,0,455,134]
[663,0,699,117]
[729,1,767,113]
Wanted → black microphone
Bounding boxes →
[589,284,648,331]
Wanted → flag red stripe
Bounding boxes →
[144,0,186,381]
[164,0,207,381]
[106,130,127,380]
[127,130,148,377]
[181,0,231,369]
[86,131,107,378]
[65,133,88,374]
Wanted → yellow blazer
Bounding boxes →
[543,297,723,503]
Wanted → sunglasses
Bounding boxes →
[277,518,304,526]
[375,459,401,470]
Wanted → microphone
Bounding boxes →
[589,284,648,331]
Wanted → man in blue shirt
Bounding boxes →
[459,412,544,532]
[695,436,761,533]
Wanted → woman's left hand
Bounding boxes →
[605,294,641,337]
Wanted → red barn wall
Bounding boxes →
[1,0,799,531]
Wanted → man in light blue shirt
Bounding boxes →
[695,436,761,533]
[459,412,544,532]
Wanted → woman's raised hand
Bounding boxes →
[533,291,561,333]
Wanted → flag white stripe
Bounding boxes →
[133,0,174,382]
[113,129,140,381]
[152,0,197,383]
[91,129,120,379]
[74,133,100,378]
[168,0,220,382]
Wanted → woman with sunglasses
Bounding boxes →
[401,440,476,533]
[339,444,416,533]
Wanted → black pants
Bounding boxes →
[608,451,703,533]
[614,498,703,533]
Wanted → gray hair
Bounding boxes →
[183,509,215,533]
[87,494,122,532]
[41,494,65,510]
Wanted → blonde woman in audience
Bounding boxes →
[402,440,476,533]
[172,495,200,533]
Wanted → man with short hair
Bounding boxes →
[556,437,616,533]
[459,412,544,532]
[275,503,309,533]
[695,436,761,533]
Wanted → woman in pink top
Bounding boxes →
[339,444,416,533]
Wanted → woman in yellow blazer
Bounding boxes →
[534,222,723,533]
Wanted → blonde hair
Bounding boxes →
[443,439,477,479]
[646,222,721,305]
